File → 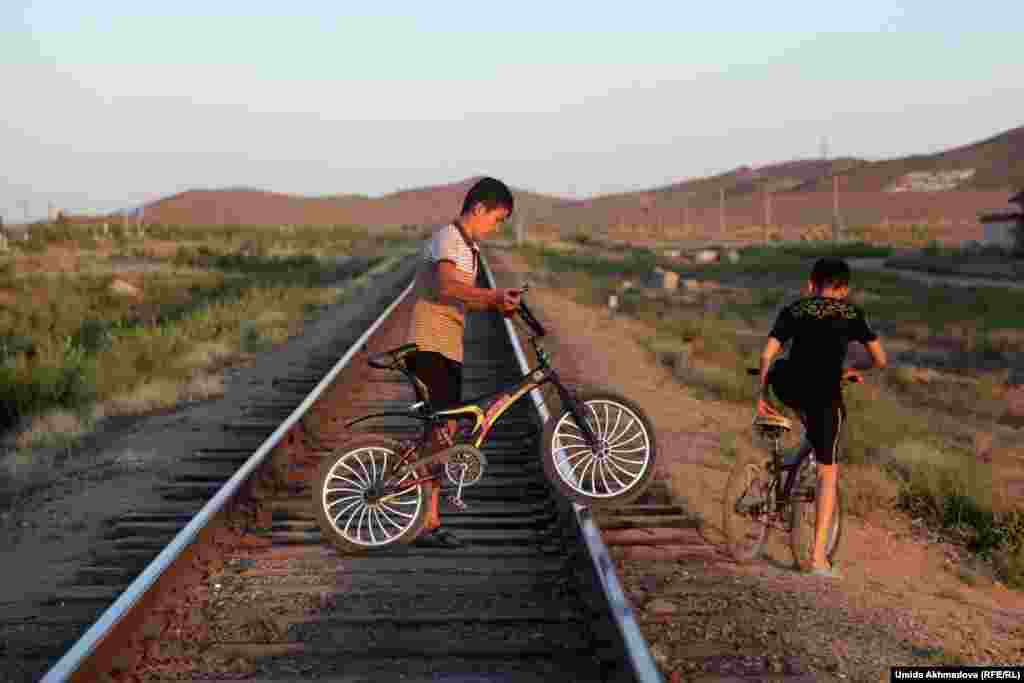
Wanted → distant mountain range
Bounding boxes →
[98,123,1023,231]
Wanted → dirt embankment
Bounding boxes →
[488,248,1024,683]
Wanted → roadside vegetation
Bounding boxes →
[517,239,1024,587]
[0,221,418,502]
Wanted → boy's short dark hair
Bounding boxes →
[461,177,514,216]
[810,257,851,289]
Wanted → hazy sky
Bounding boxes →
[2,1,1022,220]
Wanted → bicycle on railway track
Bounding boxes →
[721,367,858,568]
[312,285,658,553]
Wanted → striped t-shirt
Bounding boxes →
[407,223,480,363]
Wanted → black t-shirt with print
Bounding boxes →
[768,296,878,397]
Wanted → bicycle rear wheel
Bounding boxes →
[788,458,843,569]
[313,436,428,554]
[722,451,773,563]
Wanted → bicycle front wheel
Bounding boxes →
[788,458,843,569]
[541,392,657,508]
[722,451,773,563]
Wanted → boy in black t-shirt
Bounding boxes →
[755,258,887,578]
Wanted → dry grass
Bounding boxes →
[174,342,237,372]
[12,410,88,450]
[842,463,902,518]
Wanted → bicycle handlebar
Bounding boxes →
[509,282,546,337]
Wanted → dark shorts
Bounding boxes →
[406,351,463,411]
[768,361,846,466]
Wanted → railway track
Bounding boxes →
[37,253,661,682]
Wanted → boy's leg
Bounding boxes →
[406,351,463,535]
[807,400,844,570]
[422,419,455,531]
[812,463,838,568]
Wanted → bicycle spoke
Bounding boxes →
[608,429,644,450]
[606,456,640,481]
[337,460,369,488]
[325,486,362,495]
[598,460,613,494]
[603,459,627,490]
[329,497,361,520]
[377,505,404,529]
[327,472,364,489]
[380,502,414,519]
[608,452,646,467]
[356,456,372,488]
[606,405,627,446]
[553,442,591,453]
[367,508,377,544]
[333,497,362,528]
[325,494,361,509]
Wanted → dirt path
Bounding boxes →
[488,248,1024,683]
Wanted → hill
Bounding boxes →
[794,125,1024,193]
[139,178,570,228]
[103,123,1023,237]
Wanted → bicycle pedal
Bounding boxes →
[445,494,469,512]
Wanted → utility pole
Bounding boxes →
[719,188,725,240]
[832,175,842,242]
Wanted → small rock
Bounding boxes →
[108,278,140,297]
[627,589,647,607]
[646,598,678,616]
[649,643,671,668]
[694,249,719,264]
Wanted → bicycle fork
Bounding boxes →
[555,384,601,451]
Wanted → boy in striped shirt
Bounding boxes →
[406,177,521,547]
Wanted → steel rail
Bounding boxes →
[479,248,664,683]
[41,273,417,683]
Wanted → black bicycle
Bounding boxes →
[313,286,658,553]
[722,367,855,567]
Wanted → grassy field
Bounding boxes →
[0,222,418,498]
[517,240,1024,586]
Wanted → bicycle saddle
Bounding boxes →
[368,343,418,369]
[753,413,792,438]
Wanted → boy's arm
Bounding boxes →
[844,309,887,377]
[846,339,887,372]
[758,337,783,397]
[437,261,501,310]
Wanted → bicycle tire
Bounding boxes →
[722,450,773,563]
[788,458,843,569]
[313,436,428,554]
[541,392,657,508]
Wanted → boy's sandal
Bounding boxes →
[805,564,843,579]
[414,527,464,549]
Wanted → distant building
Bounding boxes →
[978,190,1023,250]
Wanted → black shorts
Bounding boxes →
[405,351,463,411]
[768,361,846,466]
